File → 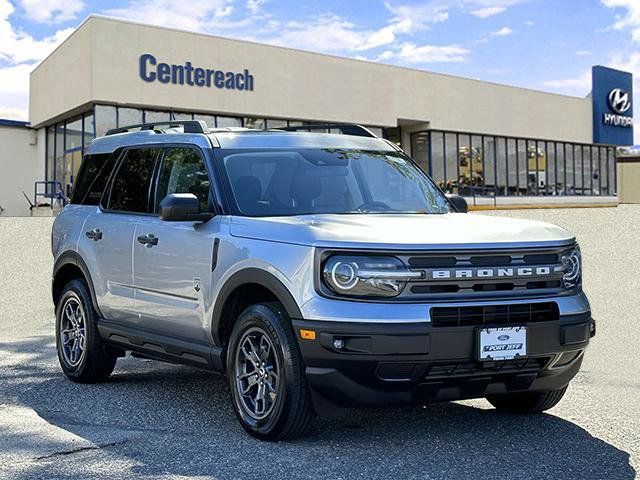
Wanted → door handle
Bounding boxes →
[85,228,102,241]
[137,233,159,247]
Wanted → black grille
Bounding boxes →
[398,246,572,301]
[430,302,559,327]
[424,356,549,379]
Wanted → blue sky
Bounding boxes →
[1,0,639,139]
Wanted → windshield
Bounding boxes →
[220,148,451,216]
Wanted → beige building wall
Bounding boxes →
[617,159,640,203]
[31,16,593,143]
[0,125,41,216]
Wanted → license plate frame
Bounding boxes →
[477,326,527,361]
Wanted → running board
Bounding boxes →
[97,320,224,372]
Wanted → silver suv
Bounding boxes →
[52,121,594,440]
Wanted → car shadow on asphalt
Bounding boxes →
[0,335,636,480]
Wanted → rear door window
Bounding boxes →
[71,153,117,205]
[107,148,160,213]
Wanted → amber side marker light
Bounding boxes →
[299,329,316,340]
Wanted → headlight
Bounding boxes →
[322,255,422,298]
[560,246,581,289]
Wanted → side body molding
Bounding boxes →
[211,268,303,346]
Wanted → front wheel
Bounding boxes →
[55,279,118,383]
[486,385,568,413]
[227,302,315,441]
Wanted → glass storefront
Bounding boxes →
[44,105,615,199]
[411,129,616,196]
[44,104,385,196]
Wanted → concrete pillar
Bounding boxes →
[616,146,640,204]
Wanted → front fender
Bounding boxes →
[210,268,303,345]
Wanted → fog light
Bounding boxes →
[333,338,345,350]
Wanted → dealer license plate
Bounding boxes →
[478,326,527,361]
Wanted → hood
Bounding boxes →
[229,213,575,250]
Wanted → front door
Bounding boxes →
[133,146,218,343]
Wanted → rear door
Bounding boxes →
[80,147,160,324]
[132,146,219,343]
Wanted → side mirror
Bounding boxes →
[159,193,214,222]
[446,194,468,213]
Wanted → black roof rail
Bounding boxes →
[105,120,209,136]
[278,124,377,138]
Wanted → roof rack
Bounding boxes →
[279,124,377,138]
[105,120,209,136]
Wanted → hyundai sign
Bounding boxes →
[592,65,633,145]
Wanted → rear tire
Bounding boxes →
[227,302,315,441]
[486,385,568,413]
[55,279,117,383]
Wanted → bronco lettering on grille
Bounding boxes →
[429,266,556,280]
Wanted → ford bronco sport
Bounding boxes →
[52,121,594,440]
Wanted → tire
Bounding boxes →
[227,302,315,441]
[55,279,117,383]
[486,385,568,413]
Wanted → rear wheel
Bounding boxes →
[55,279,117,383]
[227,302,315,440]
[486,386,568,413]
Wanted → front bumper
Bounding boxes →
[293,313,594,408]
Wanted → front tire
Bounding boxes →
[55,279,117,383]
[486,385,568,413]
[227,302,315,441]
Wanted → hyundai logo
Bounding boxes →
[498,335,510,341]
[608,88,631,114]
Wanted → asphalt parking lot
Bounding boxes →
[0,206,638,479]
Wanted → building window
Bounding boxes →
[193,114,216,128]
[410,131,429,173]
[265,119,287,129]
[95,105,117,137]
[83,111,94,150]
[410,129,617,197]
[144,110,170,123]
[170,111,193,121]
[367,127,383,138]
[217,116,242,128]
[118,107,143,128]
[244,117,265,129]
[46,127,55,190]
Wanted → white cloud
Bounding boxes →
[609,52,640,143]
[601,0,640,143]
[379,42,470,64]
[0,63,33,121]
[602,0,640,41]
[384,2,450,34]
[0,105,28,120]
[524,20,534,26]
[471,6,506,17]
[0,0,77,120]
[249,2,452,55]
[575,50,591,56]
[491,26,513,36]
[246,0,267,14]
[105,0,235,32]
[0,0,74,63]
[257,15,366,53]
[541,71,591,93]
[17,0,85,24]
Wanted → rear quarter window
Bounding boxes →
[71,153,118,205]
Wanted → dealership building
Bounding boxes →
[0,15,635,216]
